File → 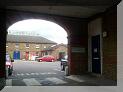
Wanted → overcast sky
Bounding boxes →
[8,19,68,44]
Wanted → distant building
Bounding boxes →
[6,35,57,60]
[41,44,68,60]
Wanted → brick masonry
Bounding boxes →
[103,64,117,80]
[6,42,55,60]
[102,7,117,80]
[51,45,68,60]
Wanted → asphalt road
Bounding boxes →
[11,60,64,79]
[6,60,99,86]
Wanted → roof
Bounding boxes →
[51,44,67,50]
[41,43,67,51]
[7,35,57,44]
[6,0,120,18]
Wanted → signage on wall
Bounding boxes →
[72,47,85,53]
[102,31,107,37]
[94,48,98,53]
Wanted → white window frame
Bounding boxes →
[25,43,29,48]
[36,44,40,49]
[15,43,19,48]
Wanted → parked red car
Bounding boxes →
[37,55,55,62]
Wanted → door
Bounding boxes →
[91,35,101,74]
[25,52,29,60]
[13,51,20,60]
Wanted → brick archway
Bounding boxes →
[6,10,88,75]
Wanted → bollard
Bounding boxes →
[6,66,8,79]
[65,66,69,76]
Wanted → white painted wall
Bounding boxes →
[88,18,102,74]
[117,0,123,84]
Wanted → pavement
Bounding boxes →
[66,74,117,86]
[0,78,5,91]
[5,73,117,86]
[1,61,117,87]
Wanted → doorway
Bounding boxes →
[13,51,20,60]
[91,35,101,74]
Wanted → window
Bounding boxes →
[15,43,19,48]
[25,43,29,48]
[44,46,46,48]
[36,44,39,49]
[45,52,48,55]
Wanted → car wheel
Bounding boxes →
[9,72,12,76]
[8,68,12,76]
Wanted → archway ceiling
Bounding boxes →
[6,0,120,18]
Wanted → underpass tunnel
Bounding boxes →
[0,1,119,88]
[7,7,116,79]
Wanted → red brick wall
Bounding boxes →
[102,7,117,80]
[69,23,88,74]
[51,45,67,60]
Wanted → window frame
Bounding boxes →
[25,43,30,48]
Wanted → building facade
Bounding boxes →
[6,35,57,60]
[41,44,68,60]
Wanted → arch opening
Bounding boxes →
[6,19,69,86]
[8,19,68,44]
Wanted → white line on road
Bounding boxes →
[23,78,42,86]
[16,72,57,76]
[66,76,84,82]
[25,73,30,75]
[47,72,52,74]
[54,69,61,71]
[6,79,12,86]
[17,73,21,76]
[35,73,39,75]
[30,73,35,75]
[40,73,47,75]
[20,73,24,76]
[52,72,57,74]
[45,77,67,84]
[40,72,57,75]
[17,73,25,76]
